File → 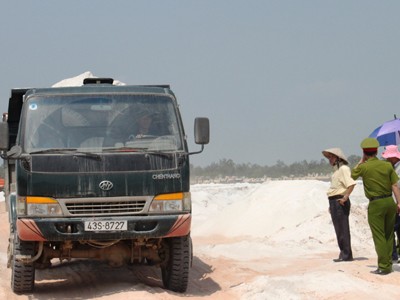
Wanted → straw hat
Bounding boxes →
[322,148,349,164]
[381,145,400,159]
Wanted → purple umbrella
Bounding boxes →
[369,116,400,146]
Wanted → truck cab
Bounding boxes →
[0,78,209,294]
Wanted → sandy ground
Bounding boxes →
[1,182,400,299]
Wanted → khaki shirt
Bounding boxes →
[327,164,356,197]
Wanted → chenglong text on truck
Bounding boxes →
[0,78,210,294]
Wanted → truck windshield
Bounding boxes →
[21,94,184,153]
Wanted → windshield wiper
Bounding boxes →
[104,147,174,159]
[29,148,102,160]
[73,151,102,160]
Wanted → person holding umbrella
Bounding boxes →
[322,148,356,262]
[381,145,400,263]
[351,138,400,275]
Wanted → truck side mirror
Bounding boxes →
[194,117,210,145]
[0,122,9,150]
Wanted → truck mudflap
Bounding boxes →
[16,214,191,242]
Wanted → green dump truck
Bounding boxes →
[0,78,209,294]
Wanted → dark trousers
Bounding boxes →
[392,214,400,260]
[329,196,353,260]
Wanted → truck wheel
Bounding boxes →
[11,234,35,294]
[161,235,191,293]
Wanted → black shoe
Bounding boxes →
[333,258,353,262]
[370,269,392,275]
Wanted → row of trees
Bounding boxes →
[0,155,362,180]
[190,155,362,179]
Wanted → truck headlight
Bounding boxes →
[26,196,63,216]
[149,192,191,213]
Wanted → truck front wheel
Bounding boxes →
[161,235,192,293]
[11,234,36,294]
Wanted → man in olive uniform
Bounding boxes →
[351,138,400,275]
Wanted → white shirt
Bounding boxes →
[395,161,400,188]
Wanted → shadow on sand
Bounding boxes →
[27,255,220,300]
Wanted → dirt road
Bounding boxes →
[0,201,244,300]
[1,201,400,299]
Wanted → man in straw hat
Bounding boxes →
[322,148,356,262]
[382,145,400,263]
[351,138,400,275]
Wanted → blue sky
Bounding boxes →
[1,1,400,166]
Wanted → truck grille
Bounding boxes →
[65,200,146,215]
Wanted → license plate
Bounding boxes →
[84,220,128,232]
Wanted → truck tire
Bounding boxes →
[161,235,191,293]
[11,234,35,294]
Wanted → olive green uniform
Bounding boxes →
[352,157,399,273]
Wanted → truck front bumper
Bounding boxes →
[16,214,191,242]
